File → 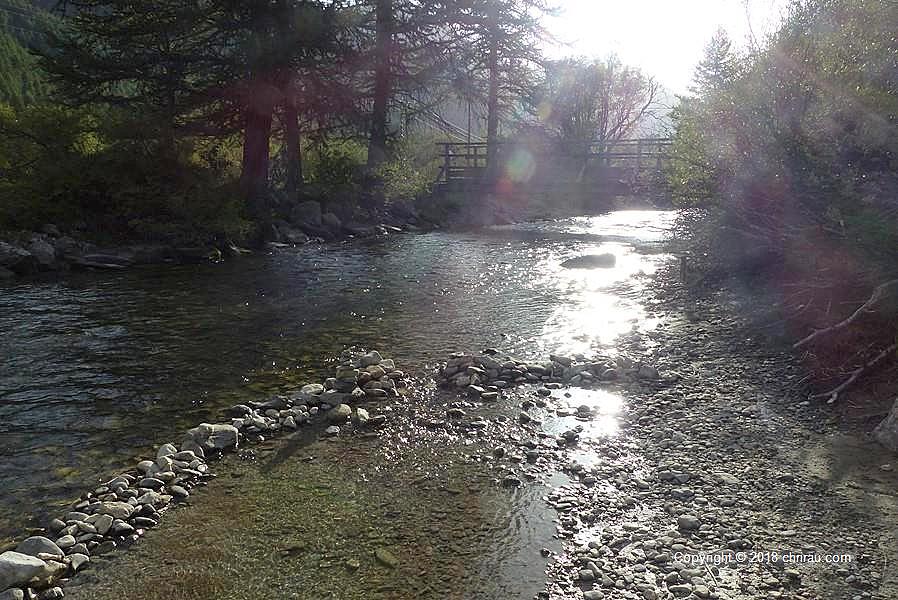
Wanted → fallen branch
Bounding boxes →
[811,342,898,405]
[793,279,898,349]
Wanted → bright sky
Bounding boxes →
[545,0,790,94]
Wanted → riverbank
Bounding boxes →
[0,199,429,280]
[539,263,898,600]
[0,191,656,281]
[26,255,898,600]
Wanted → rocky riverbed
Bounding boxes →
[3,212,897,599]
[0,348,402,599]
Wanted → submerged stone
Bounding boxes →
[560,253,616,269]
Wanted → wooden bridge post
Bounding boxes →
[442,143,451,184]
[635,139,643,183]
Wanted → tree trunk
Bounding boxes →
[284,98,303,199]
[367,0,392,169]
[241,95,274,231]
[485,10,500,172]
[277,0,302,199]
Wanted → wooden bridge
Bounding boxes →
[435,138,673,190]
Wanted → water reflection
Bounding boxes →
[0,210,674,541]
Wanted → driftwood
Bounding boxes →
[811,342,898,405]
[793,278,898,349]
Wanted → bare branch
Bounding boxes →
[793,279,898,349]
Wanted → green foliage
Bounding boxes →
[375,155,433,204]
[306,139,367,189]
[0,102,248,244]
[0,0,60,107]
[667,0,898,273]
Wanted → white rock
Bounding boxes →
[0,588,25,600]
[94,502,136,520]
[0,551,47,590]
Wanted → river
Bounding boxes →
[0,210,677,579]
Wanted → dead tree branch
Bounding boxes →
[793,278,898,349]
[811,342,898,405]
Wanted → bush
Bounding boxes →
[0,102,249,245]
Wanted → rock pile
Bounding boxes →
[438,350,661,398]
[0,349,400,599]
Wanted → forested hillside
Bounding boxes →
[0,0,59,107]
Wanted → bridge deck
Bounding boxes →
[435,138,672,185]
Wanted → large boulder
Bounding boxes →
[183,423,239,452]
[875,398,898,452]
[0,551,47,590]
[280,226,309,245]
[0,242,37,275]
[291,200,322,226]
[52,236,84,258]
[321,212,342,232]
[27,237,57,269]
[14,537,63,561]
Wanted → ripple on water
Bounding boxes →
[0,210,676,555]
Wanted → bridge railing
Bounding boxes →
[435,138,672,185]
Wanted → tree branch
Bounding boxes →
[793,279,898,349]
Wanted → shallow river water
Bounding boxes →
[0,210,677,595]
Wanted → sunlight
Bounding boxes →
[545,0,789,92]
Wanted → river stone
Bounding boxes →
[169,485,189,499]
[0,242,39,275]
[322,212,341,231]
[183,423,239,452]
[324,425,341,436]
[138,477,165,490]
[328,404,352,423]
[68,543,88,556]
[27,237,56,268]
[355,407,370,426]
[94,514,114,535]
[156,443,177,460]
[48,519,66,534]
[112,520,134,535]
[39,587,64,600]
[69,553,89,574]
[374,547,398,568]
[561,253,616,269]
[366,365,386,380]
[359,351,383,367]
[0,551,47,590]
[677,515,701,531]
[94,502,135,520]
[54,536,75,550]
[15,537,63,561]
[301,383,324,395]
[0,588,24,600]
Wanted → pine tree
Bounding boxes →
[691,28,737,96]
